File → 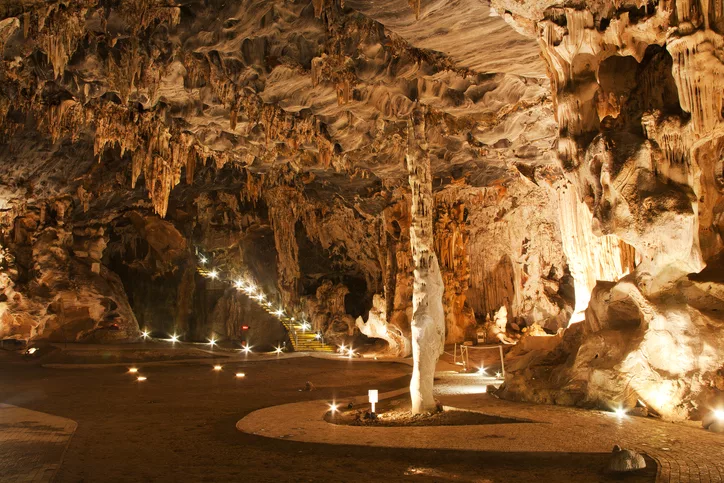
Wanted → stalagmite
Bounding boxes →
[406,107,445,414]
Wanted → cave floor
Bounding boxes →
[0,350,665,483]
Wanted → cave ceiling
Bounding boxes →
[0,0,559,220]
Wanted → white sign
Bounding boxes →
[368,389,378,414]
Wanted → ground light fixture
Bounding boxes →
[137,376,147,381]
[478,366,486,375]
[208,338,216,347]
[614,407,626,418]
[369,390,378,413]
[274,346,283,354]
[213,365,222,371]
[242,346,252,354]
[495,371,502,379]
[129,367,139,373]
[141,330,150,339]
[169,334,179,343]
[208,269,218,279]
[328,402,339,413]
[235,372,246,378]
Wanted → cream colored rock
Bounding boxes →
[406,108,445,414]
[355,294,411,357]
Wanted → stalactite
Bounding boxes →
[118,0,181,34]
[408,0,421,20]
[434,201,474,342]
[265,188,301,305]
[36,3,91,79]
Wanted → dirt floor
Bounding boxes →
[0,348,656,483]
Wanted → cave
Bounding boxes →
[1,0,724,481]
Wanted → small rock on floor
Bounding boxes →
[608,445,646,472]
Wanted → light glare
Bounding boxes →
[213,365,222,371]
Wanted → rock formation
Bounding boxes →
[406,107,445,414]
[494,0,724,420]
[0,0,721,421]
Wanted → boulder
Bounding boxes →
[608,445,646,472]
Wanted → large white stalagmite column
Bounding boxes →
[406,107,445,414]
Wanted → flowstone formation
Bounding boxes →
[494,0,724,420]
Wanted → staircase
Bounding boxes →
[259,304,336,353]
[195,264,336,352]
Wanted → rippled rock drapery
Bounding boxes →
[494,0,724,420]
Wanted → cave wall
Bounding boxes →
[493,0,724,420]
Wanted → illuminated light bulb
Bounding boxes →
[26,347,38,355]
[242,346,252,354]
[614,407,626,418]
[169,334,179,343]
[199,255,207,264]
[208,270,218,280]
[495,371,502,379]
[714,409,724,421]
[315,333,322,340]
[274,309,284,318]
[141,330,150,339]
[339,344,346,353]
[274,346,283,354]
[213,365,222,371]
[234,280,244,289]
[247,284,257,293]
[347,348,354,358]
[236,372,246,378]
[208,338,217,347]
[328,402,339,413]
[129,367,139,373]
[478,366,486,375]
[301,322,310,331]
[137,376,147,381]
